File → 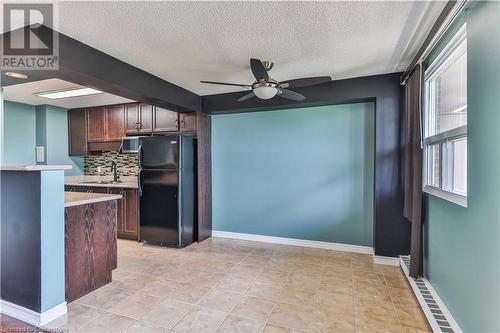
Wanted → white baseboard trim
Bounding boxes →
[39,302,67,326]
[373,255,400,266]
[0,299,67,327]
[399,257,462,333]
[212,230,373,254]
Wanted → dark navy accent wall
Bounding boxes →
[0,171,41,312]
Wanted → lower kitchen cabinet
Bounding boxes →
[65,185,139,240]
[109,188,139,240]
[65,185,108,193]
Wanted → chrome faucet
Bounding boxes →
[110,161,120,182]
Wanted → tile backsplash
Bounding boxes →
[84,152,139,176]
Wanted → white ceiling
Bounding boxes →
[3,78,134,108]
[27,1,445,96]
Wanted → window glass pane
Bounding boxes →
[423,25,468,203]
[433,50,467,135]
[427,144,441,187]
[452,138,467,194]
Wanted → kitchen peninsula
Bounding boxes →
[0,165,122,326]
[64,191,122,302]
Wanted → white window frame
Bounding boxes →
[423,24,467,207]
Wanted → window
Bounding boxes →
[423,24,467,207]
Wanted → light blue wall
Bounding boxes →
[40,170,65,311]
[3,101,83,175]
[424,2,500,332]
[212,103,374,246]
[37,105,84,176]
[3,101,36,164]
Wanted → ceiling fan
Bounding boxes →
[201,58,332,102]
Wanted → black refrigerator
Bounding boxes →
[138,135,197,247]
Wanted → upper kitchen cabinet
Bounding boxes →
[125,103,139,134]
[138,104,154,133]
[105,105,125,140]
[68,109,87,156]
[125,103,153,134]
[69,102,197,155]
[154,107,179,132]
[180,112,197,132]
[87,107,106,142]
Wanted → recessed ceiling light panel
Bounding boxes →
[36,87,103,99]
[5,72,28,79]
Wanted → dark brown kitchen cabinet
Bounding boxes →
[65,185,85,192]
[109,188,139,240]
[125,103,140,134]
[86,186,109,194]
[87,107,106,142]
[105,105,125,141]
[138,104,153,133]
[154,107,178,132]
[70,102,198,155]
[65,185,108,193]
[68,109,87,156]
[87,141,122,153]
[124,189,139,239]
[180,112,197,132]
[125,103,153,134]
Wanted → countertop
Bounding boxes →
[65,175,138,189]
[65,191,123,208]
[1,165,73,171]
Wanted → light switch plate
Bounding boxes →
[36,146,45,163]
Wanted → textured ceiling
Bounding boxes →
[3,79,134,108]
[52,1,445,95]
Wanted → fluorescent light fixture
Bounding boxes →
[5,72,28,79]
[36,87,103,99]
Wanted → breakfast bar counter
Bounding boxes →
[65,191,122,207]
[64,191,122,302]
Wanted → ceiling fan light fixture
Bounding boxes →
[200,58,331,102]
[253,83,278,100]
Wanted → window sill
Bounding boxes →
[423,186,468,208]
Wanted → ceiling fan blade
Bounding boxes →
[277,89,305,101]
[200,80,251,88]
[237,92,255,102]
[279,76,332,89]
[250,58,269,82]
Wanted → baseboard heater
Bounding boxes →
[399,256,462,333]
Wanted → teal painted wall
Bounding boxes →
[40,170,65,311]
[424,2,500,332]
[37,105,84,176]
[3,101,83,175]
[3,101,36,164]
[212,103,374,246]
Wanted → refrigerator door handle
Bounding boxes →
[138,170,144,196]
[137,144,143,169]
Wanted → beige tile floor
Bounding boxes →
[44,238,431,333]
